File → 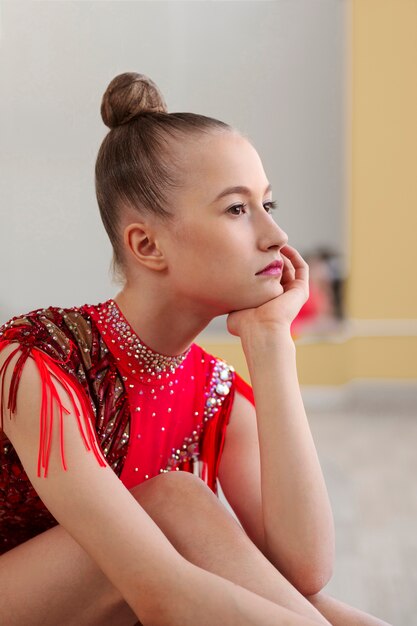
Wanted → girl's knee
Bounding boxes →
[130,470,214,509]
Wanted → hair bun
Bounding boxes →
[100,72,168,129]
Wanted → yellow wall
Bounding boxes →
[348,0,417,320]
[198,336,417,386]
[343,0,417,382]
[202,1,417,385]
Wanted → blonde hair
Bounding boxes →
[95,72,232,284]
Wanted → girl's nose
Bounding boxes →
[258,218,288,251]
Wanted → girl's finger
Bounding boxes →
[281,244,307,266]
[281,255,295,282]
[281,245,309,282]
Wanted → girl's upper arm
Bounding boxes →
[0,344,182,621]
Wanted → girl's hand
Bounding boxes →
[227,244,309,338]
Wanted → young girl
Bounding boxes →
[0,72,391,626]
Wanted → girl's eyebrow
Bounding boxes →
[213,183,272,203]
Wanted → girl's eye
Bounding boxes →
[227,203,247,216]
[226,200,277,216]
[264,200,278,213]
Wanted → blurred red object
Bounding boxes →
[291,282,326,336]
[291,253,337,337]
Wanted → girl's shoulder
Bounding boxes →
[0,301,108,367]
[0,303,107,477]
[1,302,86,356]
[0,302,101,425]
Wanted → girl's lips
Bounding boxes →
[256,260,283,276]
[258,267,283,276]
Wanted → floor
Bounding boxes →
[303,407,417,626]
[219,390,417,626]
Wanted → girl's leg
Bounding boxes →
[0,471,392,626]
[137,472,392,626]
[0,521,137,626]
[134,471,331,625]
[305,592,392,626]
[0,471,330,626]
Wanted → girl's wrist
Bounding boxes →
[240,324,295,355]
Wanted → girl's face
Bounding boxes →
[160,131,289,316]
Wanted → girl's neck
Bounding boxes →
[113,286,212,357]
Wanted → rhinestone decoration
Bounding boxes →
[97,299,191,376]
[161,360,234,473]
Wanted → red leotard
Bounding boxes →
[0,298,254,555]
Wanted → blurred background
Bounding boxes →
[0,1,416,624]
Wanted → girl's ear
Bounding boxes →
[123,222,168,271]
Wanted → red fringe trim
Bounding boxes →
[199,388,234,493]
[0,339,106,477]
[199,371,255,493]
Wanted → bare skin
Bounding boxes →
[0,471,389,626]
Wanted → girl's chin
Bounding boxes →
[257,282,284,300]
[228,287,285,312]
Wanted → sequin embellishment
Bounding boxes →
[161,360,234,473]
[97,299,191,376]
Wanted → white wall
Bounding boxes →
[0,0,347,326]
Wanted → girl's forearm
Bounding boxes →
[142,561,323,626]
[241,326,335,593]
